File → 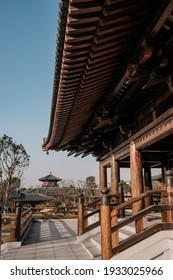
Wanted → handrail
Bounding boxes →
[1,206,32,244]
[78,194,102,235]
[112,189,163,214]
[77,187,172,259]
[77,189,128,236]
[1,214,16,243]
[111,205,160,233]
[85,197,101,208]
[101,187,173,259]
[112,222,173,255]
[84,221,101,233]
[20,207,32,239]
[84,208,100,220]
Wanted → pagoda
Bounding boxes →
[39,172,61,188]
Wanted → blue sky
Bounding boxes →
[0,0,105,187]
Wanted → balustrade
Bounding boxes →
[0,204,32,244]
[77,178,173,260]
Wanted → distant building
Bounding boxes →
[39,172,61,188]
[16,192,51,207]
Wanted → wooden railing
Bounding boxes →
[1,214,16,244]
[77,190,125,236]
[77,187,173,260]
[78,194,101,236]
[100,188,173,259]
[0,204,32,244]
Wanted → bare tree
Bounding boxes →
[0,134,30,210]
[60,178,75,188]
[76,179,85,189]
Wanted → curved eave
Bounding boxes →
[43,0,68,151]
[43,0,173,153]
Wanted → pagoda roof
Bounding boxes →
[43,0,173,161]
[39,173,62,182]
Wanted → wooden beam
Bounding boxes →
[150,0,173,37]
[135,115,173,150]
[101,107,173,162]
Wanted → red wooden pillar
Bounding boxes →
[100,162,107,192]
[130,141,143,233]
[110,155,120,196]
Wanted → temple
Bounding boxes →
[39,172,61,188]
[42,0,173,259]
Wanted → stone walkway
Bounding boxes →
[0,219,92,260]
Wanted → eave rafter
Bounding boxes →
[43,0,173,161]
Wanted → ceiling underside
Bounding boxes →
[43,0,173,164]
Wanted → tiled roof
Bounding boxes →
[39,173,61,182]
[17,193,51,202]
[38,186,66,196]
[43,0,173,161]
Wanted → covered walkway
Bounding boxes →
[0,219,92,260]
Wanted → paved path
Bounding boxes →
[0,219,92,260]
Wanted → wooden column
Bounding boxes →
[111,211,119,250]
[143,166,153,207]
[100,188,112,260]
[161,170,173,222]
[110,155,120,195]
[111,157,120,247]
[161,158,168,186]
[118,183,125,218]
[100,162,107,192]
[130,141,143,233]
[84,209,88,230]
[78,194,84,236]
[15,203,22,241]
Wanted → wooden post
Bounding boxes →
[118,183,125,218]
[100,188,112,260]
[130,141,143,233]
[100,162,107,192]
[15,203,22,241]
[84,209,88,230]
[111,210,119,250]
[78,194,84,236]
[111,156,120,196]
[161,170,173,222]
[143,166,153,207]
[161,158,168,186]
